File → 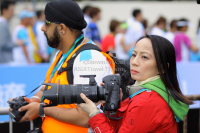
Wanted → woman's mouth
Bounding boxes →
[131,69,139,74]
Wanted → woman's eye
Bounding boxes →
[142,56,148,59]
[132,54,136,57]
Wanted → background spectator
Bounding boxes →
[126,9,144,45]
[35,10,50,63]
[164,19,177,44]
[12,9,34,65]
[27,8,39,63]
[125,9,144,58]
[0,1,23,64]
[85,7,102,48]
[101,19,120,52]
[150,16,166,37]
[174,18,198,62]
[197,19,200,60]
[82,5,92,36]
[115,22,135,60]
[142,19,148,35]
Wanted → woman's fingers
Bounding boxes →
[80,93,92,104]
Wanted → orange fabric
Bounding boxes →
[42,43,88,133]
[101,52,115,74]
[42,42,115,133]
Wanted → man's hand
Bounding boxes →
[19,102,40,122]
[16,40,24,46]
[190,45,198,53]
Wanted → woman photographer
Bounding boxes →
[79,35,192,133]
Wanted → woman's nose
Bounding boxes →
[131,56,139,66]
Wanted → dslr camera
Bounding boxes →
[43,74,121,111]
[7,96,29,122]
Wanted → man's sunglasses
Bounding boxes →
[45,20,73,31]
[45,20,60,25]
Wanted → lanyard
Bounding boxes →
[50,34,84,79]
[129,89,149,99]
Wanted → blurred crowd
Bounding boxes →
[0,1,200,65]
[0,1,53,65]
[82,5,199,62]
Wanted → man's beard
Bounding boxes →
[44,26,62,48]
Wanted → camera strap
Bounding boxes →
[58,43,101,84]
[24,85,42,97]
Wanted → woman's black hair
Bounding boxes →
[136,35,193,105]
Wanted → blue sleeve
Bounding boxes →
[85,25,93,39]
[17,29,28,45]
[91,26,101,42]
[85,24,101,42]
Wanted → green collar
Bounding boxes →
[140,78,189,121]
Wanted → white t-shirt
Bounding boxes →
[164,31,175,44]
[150,27,165,37]
[35,21,49,58]
[115,33,129,60]
[125,17,144,44]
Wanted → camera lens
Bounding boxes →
[58,84,102,104]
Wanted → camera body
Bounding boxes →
[8,96,29,122]
[43,74,121,111]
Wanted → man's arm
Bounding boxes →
[120,36,135,53]
[20,49,112,127]
[19,102,90,127]
[183,35,198,53]
[44,106,90,127]
[20,83,90,127]
[22,44,31,63]
[18,29,31,63]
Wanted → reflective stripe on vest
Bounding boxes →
[42,42,115,133]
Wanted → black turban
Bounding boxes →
[44,0,87,30]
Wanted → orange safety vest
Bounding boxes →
[42,42,115,133]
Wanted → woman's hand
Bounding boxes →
[79,93,99,114]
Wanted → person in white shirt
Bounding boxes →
[141,19,148,35]
[82,5,92,36]
[197,19,200,60]
[125,9,144,58]
[115,22,135,60]
[35,10,49,62]
[0,1,24,64]
[125,9,144,45]
[164,20,177,44]
[150,16,166,37]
